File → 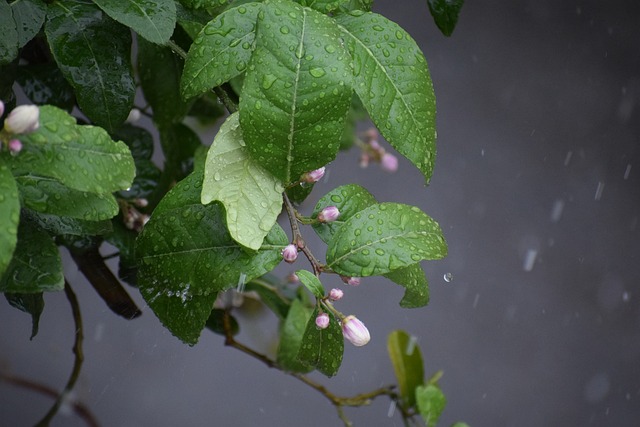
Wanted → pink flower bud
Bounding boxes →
[328,288,343,301]
[126,108,141,123]
[341,315,370,346]
[8,139,22,154]
[302,167,325,183]
[282,244,298,263]
[317,206,339,223]
[369,139,381,151]
[0,100,4,117]
[287,272,300,283]
[315,313,330,329]
[341,276,361,286]
[4,105,39,134]
[380,153,398,172]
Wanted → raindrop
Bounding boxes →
[594,181,605,200]
[523,249,537,272]
[405,335,417,355]
[309,68,326,78]
[472,293,480,308]
[624,164,632,180]
[622,291,630,302]
[443,272,453,283]
[387,401,396,418]
[214,172,221,181]
[255,100,262,110]
[563,151,573,166]
[324,45,336,53]
[550,199,564,222]
[237,272,247,293]
[262,74,277,89]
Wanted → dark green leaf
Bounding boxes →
[180,3,261,99]
[285,182,314,204]
[11,0,47,49]
[239,0,353,184]
[384,263,430,308]
[0,2,19,64]
[186,92,226,125]
[104,220,138,285]
[277,298,313,373]
[312,184,377,244]
[4,292,45,340]
[159,122,202,182]
[10,106,135,194]
[427,0,464,37]
[244,275,291,320]
[179,0,227,9]
[175,2,210,39]
[16,63,75,110]
[0,61,18,109]
[416,384,447,427]
[206,308,239,335]
[112,123,154,160]
[326,203,447,277]
[112,125,161,200]
[0,160,20,277]
[297,306,344,377]
[23,209,112,237]
[0,220,63,293]
[387,330,424,409]
[45,0,135,131]
[92,0,176,45]
[295,270,324,298]
[336,12,437,183]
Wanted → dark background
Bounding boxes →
[2,0,640,425]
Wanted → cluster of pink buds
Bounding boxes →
[359,128,398,173]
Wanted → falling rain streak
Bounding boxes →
[550,199,564,222]
[624,164,632,180]
[594,182,605,201]
[523,249,538,272]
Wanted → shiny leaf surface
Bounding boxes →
[388,330,425,409]
[297,306,344,377]
[93,0,176,44]
[0,160,20,277]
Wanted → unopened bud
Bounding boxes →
[302,167,325,183]
[341,315,370,346]
[282,244,298,263]
[8,139,22,154]
[369,139,381,151]
[380,153,398,173]
[328,288,343,301]
[341,276,361,286]
[315,313,330,329]
[317,206,339,223]
[126,108,141,123]
[4,105,39,134]
[134,198,149,208]
[287,272,300,283]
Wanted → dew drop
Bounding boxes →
[443,272,453,283]
[309,67,326,78]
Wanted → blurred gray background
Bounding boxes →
[2,0,640,425]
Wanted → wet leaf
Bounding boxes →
[180,3,260,99]
[388,330,424,409]
[112,125,161,201]
[104,220,138,285]
[384,263,430,308]
[427,0,464,37]
[295,269,325,298]
[0,2,19,64]
[11,106,135,194]
[297,306,344,377]
[336,12,437,183]
[201,113,284,250]
[45,0,135,131]
[23,209,112,237]
[206,308,239,336]
[0,160,20,277]
[239,0,353,183]
[93,0,176,45]
[16,63,75,110]
[296,0,372,14]
[175,2,210,39]
[326,203,447,277]
[416,383,446,426]
[4,292,45,340]
[10,0,47,49]
[244,275,291,320]
[277,298,313,373]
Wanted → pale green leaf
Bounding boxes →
[92,0,176,44]
[416,384,447,427]
[295,269,324,298]
[0,160,20,277]
[388,330,425,409]
[277,298,313,373]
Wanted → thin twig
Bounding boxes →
[282,192,327,275]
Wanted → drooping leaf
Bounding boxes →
[92,0,176,45]
[0,2,19,64]
[45,0,135,131]
[201,113,284,250]
[0,160,20,277]
[384,263,430,308]
[239,0,353,184]
[277,298,313,373]
[112,124,161,201]
[10,106,135,194]
[16,63,75,110]
[4,292,45,340]
[427,0,464,37]
[297,306,344,377]
[416,384,447,427]
[10,0,47,49]
[387,330,424,409]
[23,209,112,237]
[312,184,377,244]
[295,270,325,299]
[206,308,239,336]
[244,275,292,320]
[336,12,437,183]
[180,3,261,99]
[0,220,63,293]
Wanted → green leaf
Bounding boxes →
[180,3,260,99]
[201,113,284,250]
[11,0,47,49]
[10,105,135,194]
[0,220,63,293]
[295,270,325,299]
[23,209,112,237]
[180,0,227,9]
[297,306,344,377]
[16,63,76,110]
[427,0,464,37]
[277,298,313,373]
[312,184,377,244]
[158,122,202,183]
[384,263,430,308]
[336,12,437,183]
[450,423,470,427]
[138,38,191,124]
[104,220,137,285]
[239,0,353,183]
[244,275,291,320]
[112,124,161,200]
[45,0,135,131]
[4,292,45,340]
[326,203,447,277]
[416,384,447,427]
[206,308,239,335]
[0,1,19,64]
[296,0,372,14]
[92,0,176,44]
[175,2,210,39]
[0,61,18,109]
[387,330,424,409]
[0,160,20,277]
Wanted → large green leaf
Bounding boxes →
[427,0,464,37]
[0,160,20,277]
[295,0,372,14]
[295,269,324,298]
[112,124,161,200]
[326,203,447,277]
[239,0,353,183]
[336,12,437,183]
[4,292,45,340]
[277,298,313,373]
[45,0,135,131]
[297,306,344,377]
[201,113,284,250]
[16,63,76,110]
[180,3,261,99]
[0,220,63,293]
[23,209,112,237]
[416,384,446,427]
[387,330,424,409]
[11,0,47,49]
[92,0,176,45]
[384,263,430,308]
[0,2,19,64]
